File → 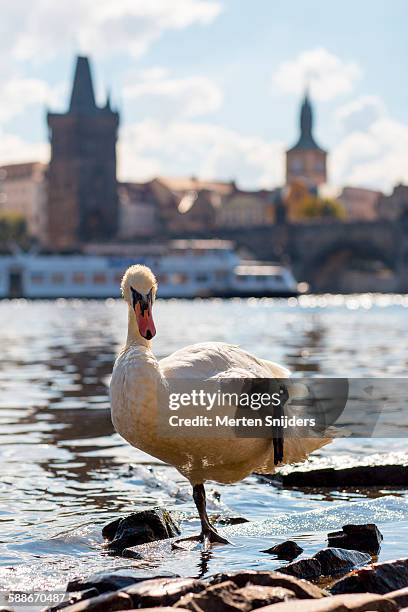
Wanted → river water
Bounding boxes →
[0,295,407,592]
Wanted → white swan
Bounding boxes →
[110,265,331,547]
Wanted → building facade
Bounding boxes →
[377,184,408,220]
[286,91,327,189]
[0,162,47,243]
[46,56,119,250]
[216,189,277,228]
[338,186,383,221]
[118,182,159,239]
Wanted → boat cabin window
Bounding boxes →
[172,273,188,285]
[51,272,65,284]
[31,272,44,284]
[93,273,107,284]
[195,273,209,283]
[73,272,86,284]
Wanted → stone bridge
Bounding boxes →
[179,217,408,293]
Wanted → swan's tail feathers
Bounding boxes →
[259,434,332,474]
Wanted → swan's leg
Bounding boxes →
[194,483,230,546]
[172,483,230,550]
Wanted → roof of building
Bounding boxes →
[287,91,326,153]
[155,176,236,196]
[118,182,159,207]
[0,162,46,181]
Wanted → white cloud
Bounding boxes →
[0,77,63,123]
[335,95,386,132]
[9,0,222,61]
[123,69,223,118]
[330,116,408,191]
[273,48,360,101]
[0,131,49,165]
[118,120,284,188]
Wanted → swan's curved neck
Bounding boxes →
[126,306,152,349]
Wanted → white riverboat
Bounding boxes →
[0,241,299,299]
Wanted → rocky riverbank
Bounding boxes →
[30,506,407,612]
[42,563,408,612]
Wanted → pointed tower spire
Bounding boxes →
[285,87,327,187]
[105,88,112,110]
[69,56,96,113]
[300,89,313,142]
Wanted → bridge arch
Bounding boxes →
[304,240,398,293]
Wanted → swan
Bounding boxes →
[110,264,331,548]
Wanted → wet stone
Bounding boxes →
[327,523,383,555]
[209,570,324,599]
[274,463,408,488]
[277,557,322,582]
[67,570,177,594]
[262,540,304,560]
[102,507,180,553]
[314,548,371,576]
[59,590,132,612]
[174,580,296,611]
[127,609,190,612]
[330,557,408,595]
[256,592,399,611]
[216,516,250,526]
[45,588,99,612]
[123,576,206,607]
[385,586,408,608]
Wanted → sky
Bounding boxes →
[0,0,407,193]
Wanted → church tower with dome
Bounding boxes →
[286,90,327,189]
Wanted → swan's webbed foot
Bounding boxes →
[172,526,230,551]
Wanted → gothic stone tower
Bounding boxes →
[47,56,119,249]
[286,90,327,189]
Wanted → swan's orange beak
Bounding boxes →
[135,302,156,340]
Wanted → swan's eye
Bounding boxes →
[130,286,143,309]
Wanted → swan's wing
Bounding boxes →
[159,341,276,380]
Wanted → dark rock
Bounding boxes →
[385,586,408,608]
[102,508,180,553]
[67,570,176,594]
[330,557,408,595]
[59,590,132,612]
[127,609,190,612]
[210,570,324,599]
[327,524,383,554]
[235,584,296,607]
[124,577,205,607]
[262,540,304,560]
[314,548,371,576]
[273,464,408,488]
[45,589,99,611]
[256,592,398,611]
[217,516,250,526]
[277,558,322,582]
[175,580,296,611]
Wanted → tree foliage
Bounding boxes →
[299,196,346,220]
[0,213,29,248]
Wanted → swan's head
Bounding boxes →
[121,265,157,340]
